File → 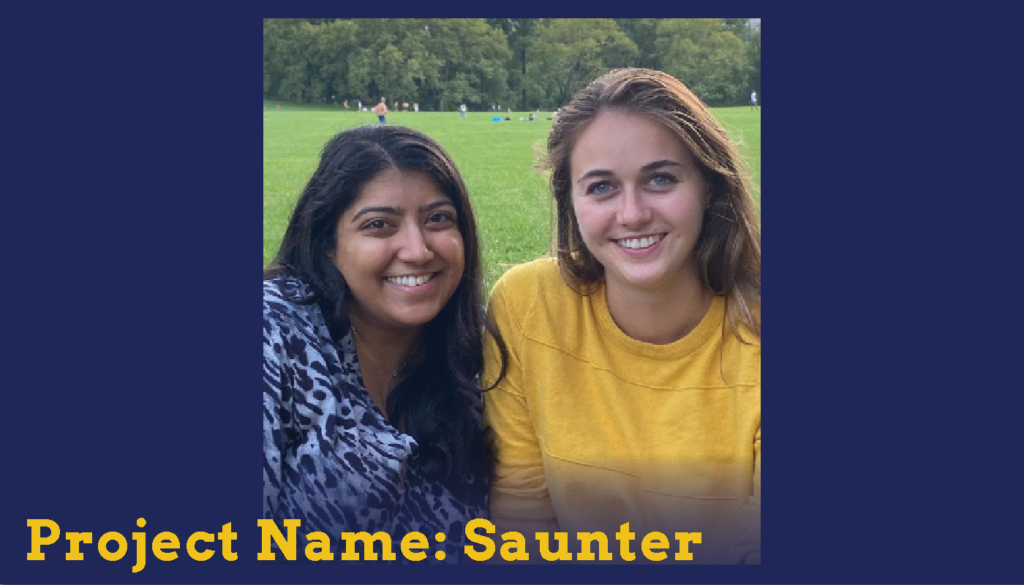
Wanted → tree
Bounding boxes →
[614,19,660,69]
[527,19,638,107]
[345,19,433,107]
[308,19,358,103]
[264,19,311,101]
[421,19,511,111]
[747,22,761,99]
[489,18,542,110]
[655,19,750,105]
[263,18,760,109]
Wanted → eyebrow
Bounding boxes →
[575,160,685,184]
[350,200,454,222]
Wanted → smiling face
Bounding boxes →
[332,169,465,333]
[570,109,709,296]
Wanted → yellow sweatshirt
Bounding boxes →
[482,258,760,564]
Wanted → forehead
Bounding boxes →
[570,110,694,177]
[348,169,451,209]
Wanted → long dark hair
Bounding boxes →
[265,125,501,495]
[545,68,760,339]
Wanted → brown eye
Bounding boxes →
[427,211,455,226]
[361,218,394,233]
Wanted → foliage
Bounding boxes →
[527,19,638,107]
[655,19,751,106]
[264,18,761,109]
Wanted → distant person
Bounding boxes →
[373,98,388,126]
[357,99,363,111]
[459,103,467,118]
[413,102,419,112]
[343,99,349,111]
[402,102,409,111]
[750,90,759,111]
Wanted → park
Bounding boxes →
[264,19,761,290]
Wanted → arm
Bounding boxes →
[482,277,559,539]
[730,425,761,564]
[262,297,290,521]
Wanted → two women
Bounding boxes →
[263,67,760,565]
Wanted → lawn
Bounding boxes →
[263,102,761,292]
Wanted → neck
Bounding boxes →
[604,269,713,345]
[348,314,421,412]
[349,316,420,371]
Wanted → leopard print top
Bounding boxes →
[263,276,487,563]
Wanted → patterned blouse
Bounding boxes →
[262,275,487,563]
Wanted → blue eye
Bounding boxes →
[649,173,677,188]
[586,181,613,196]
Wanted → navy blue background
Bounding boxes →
[2,7,1020,584]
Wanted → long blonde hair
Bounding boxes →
[544,68,760,338]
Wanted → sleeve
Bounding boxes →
[730,425,761,564]
[262,297,290,521]
[482,275,560,536]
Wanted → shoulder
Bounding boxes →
[490,256,563,295]
[264,274,309,308]
[487,257,582,329]
[489,257,566,305]
[263,275,320,333]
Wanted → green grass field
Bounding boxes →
[263,102,760,292]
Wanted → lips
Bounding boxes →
[384,273,437,287]
[614,233,665,250]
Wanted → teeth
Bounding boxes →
[387,274,434,286]
[618,234,662,249]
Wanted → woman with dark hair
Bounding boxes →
[263,125,499,562]
[483,68,761,564]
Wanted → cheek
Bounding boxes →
[571,198,604,242]
[450,236,466,274]
[333,239,387,284]
[329,240,350,279]
[436,232,466,274]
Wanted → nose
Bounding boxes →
[395,226,435,264]
[617,186,652,228]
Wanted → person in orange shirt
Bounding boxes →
[372,97,388,126]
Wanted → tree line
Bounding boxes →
[264,18,761,111]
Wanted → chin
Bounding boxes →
[392,308,446,329]
[610,268,672,291]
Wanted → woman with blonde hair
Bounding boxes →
[483,68,760,564]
